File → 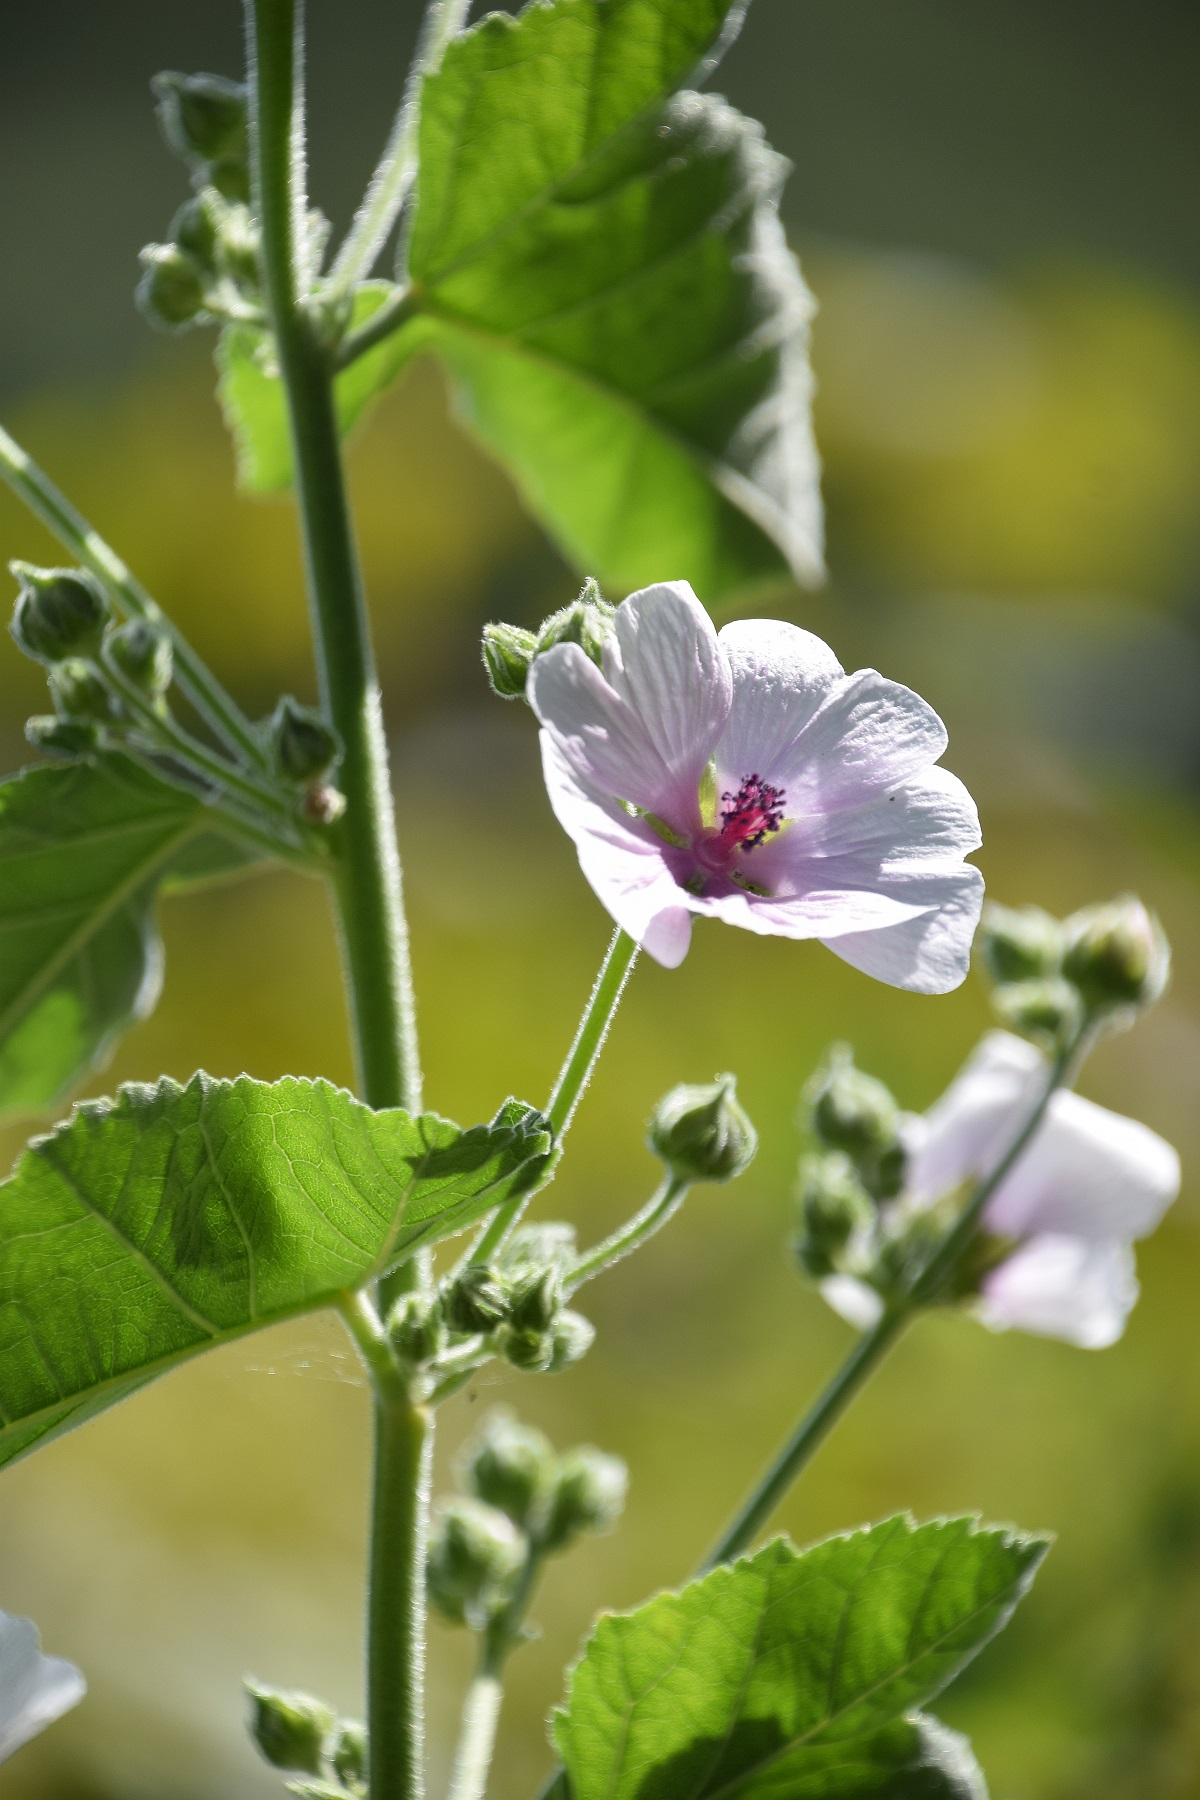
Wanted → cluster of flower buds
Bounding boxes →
[426,1408,627,1632]
[385,1223,594,1397]
[647,1074,758,1184]
[245,1680,365,1800]
[9,560,177,760]
[980,896,1169,1045]
[482,577,616,701]
[794,1047,908,1287]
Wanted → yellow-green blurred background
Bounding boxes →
[1,2,1199,1795]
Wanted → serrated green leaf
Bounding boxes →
[0,756,206,1121]
[216,283,427,492]
[0,1075,549,1467]
[406,0,821,599]
[554,1515,1048,1799]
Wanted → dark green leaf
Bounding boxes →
[0,1076,549,1467]
[0,756,206,1121]
[406,0,821,599]
[554,1515,1048,1799]
[216,283,426,491]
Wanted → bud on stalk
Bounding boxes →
[1062,896,1170,1016]
[244,1681,335,1775]
[10,563,109,664]
[648,1074,757,1184]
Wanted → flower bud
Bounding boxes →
[495,1325,555,1373]
[496,1221,576,1279]
[48,659,120,726]
[536,579,616,668]
[460,1409,556,1530]
[244,1680,334,1775]
[170,190,223,270]
[328,1719,366,1793]
[481,622,539,700]
[991,976,1084,1051]
[1062,896,1170,1015]
[152,71,248,170]
[386,1292,446,1370]
[215,204,262,294]
[978,902,1062,986]
[270,697,342,784]
[507,1265,562,1336]
[647,1074,757,1185]
[136,243,209,331]
[440,1264,508,1336]
[25,715,102,761]
[10,563,109,664]
[105,621,173,698]
[806,1047,904,1202]
[540,1448,628,1554]
[546,1309,595,1373]
[426,1497,525,1629]
[794,1151,874,1280]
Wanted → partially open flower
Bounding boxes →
[820,1033,1180,1349]
[528,581,983,989]
[0,1610,85,1763]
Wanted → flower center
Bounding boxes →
[717,773,785,853]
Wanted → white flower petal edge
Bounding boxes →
[0,1611,85,1763]
[529,580,983,985]
[977,1236,1138,1350]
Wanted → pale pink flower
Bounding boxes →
[527,582,982,989]
[823,1032,1180,1348]
[0,1611,84,1763]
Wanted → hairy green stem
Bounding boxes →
[568,1175,690,1291]
[326,0,472,293]
[447,1552,544,1800]
[701,1034,1085,1570]
[469,927,639,1266]
[247,0,420,1116]
[0,423,266,770]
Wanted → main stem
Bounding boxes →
[248,8,426,1800]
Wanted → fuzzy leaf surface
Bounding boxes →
[0,1076,549,1467]
[405,0,821,599]
[554,1515,1048,1798]
[0,757,210,1121]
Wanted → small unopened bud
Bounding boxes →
[105,620,173,697]
[992,976,1084,1051]
[328,1719,366,1792]
[497,1222,576,1279]
[540,1448,628,1554]
[460,1409,555,1530]
[153,71,248,169]
[137,244,210,331]
[979,902,1063,986]
[794,1151,874,1280]
[10,563,109,663]
[481,622,538,700]
[301,785,347,826]
[215,204,262,294]
[440,1264,508,1336]
[647,1074,757,1184]
[1062,896,1170,1015]
[507,1264,563,1336]
[25,715,102,760]
[386,1292,446,1370]
[496,1325,554,1373]
[536,579,616,668]
[271,697,341,783]
[806,1047,904,1201]
[426,1497,525,1629]
[244,1681,334,1775]
[546,1309,594,1373]
[170,190,223,269]
[48,659,120,726]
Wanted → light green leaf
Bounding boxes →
[0,756,206,1121]
[554,1515,1048,1799]
[407,0,821,599]
[0,1076,549,1467]
[216,283,427,492]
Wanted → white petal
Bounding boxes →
[0,1612,85,1763]
[698,884,930,940]
[820,866,985,994]
[977,1235,1138,1348]
[715,618,843,790]
[539,735,694,967]
[908,1032,1046,1202]
[820,1274,886,1332]
[983,1088,1180,1242]
[601,582,731,804]
[528,643,684,821]
[765,669,950,810]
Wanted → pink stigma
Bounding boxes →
[718,773,785,853]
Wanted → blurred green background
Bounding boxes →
[1,1,1199,1796]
